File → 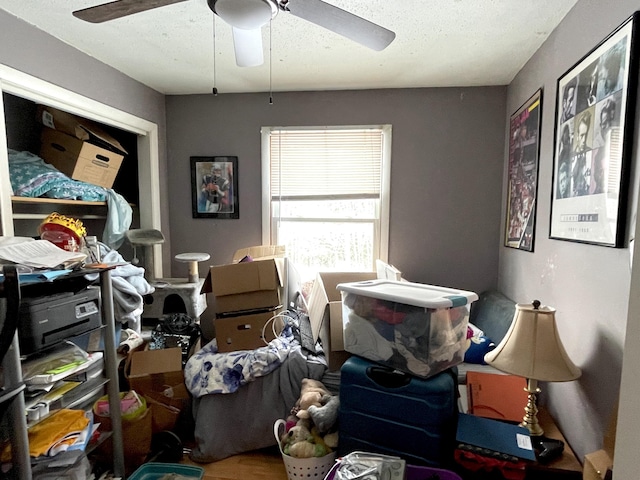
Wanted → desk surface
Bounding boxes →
[527,408,582,478]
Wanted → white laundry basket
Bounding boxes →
[274,419,337,480]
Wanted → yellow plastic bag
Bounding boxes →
[1,409,89,461]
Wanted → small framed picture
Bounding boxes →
[550,12,639,247]
[191,156,239,219]
[505,89,542,252]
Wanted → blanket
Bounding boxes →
[99,248,154,332]
[184,326,297,397]
[189,347,327,463]
[8,149,132,248]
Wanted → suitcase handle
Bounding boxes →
[366,365,411,388]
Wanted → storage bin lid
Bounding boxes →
[337,279,478,308]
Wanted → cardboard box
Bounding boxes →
[232,245,285,263]
[40,127,125,189]
[215,309,284,353]
[583,449,613,480]
[37,105,127,188]
[202,258,284,314]
[308,271,377,371]
[37,104,127,155]
[127,348,185,401]
[145,395,182,434]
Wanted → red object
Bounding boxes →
[372,301,407,324]
[455,449,527,480]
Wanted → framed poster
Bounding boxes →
[550,13,639,247]
[505,89,542,252]
[191,156,239,219]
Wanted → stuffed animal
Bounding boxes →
[280,378,339,458]
[280,423,330,458]
[292,378,331,420]
[295,391,323,419]
[308,394,340,433]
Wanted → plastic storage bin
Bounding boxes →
[325,462,463,480]
[128,462,204,480]
[337,279,478,378]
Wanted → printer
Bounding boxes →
[18,287,101,355]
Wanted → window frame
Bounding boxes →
[260,124,392,270]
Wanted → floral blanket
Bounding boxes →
[184,324,298,397]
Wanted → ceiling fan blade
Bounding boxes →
[284,0,395,51]
[73,0,188,23]
[232,27,264,67]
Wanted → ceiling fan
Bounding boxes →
[72,0,396,68]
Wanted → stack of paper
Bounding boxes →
[0,238,86,270]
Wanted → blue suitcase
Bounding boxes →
[338,356,458,466]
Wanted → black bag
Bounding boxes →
[150,313,200,364]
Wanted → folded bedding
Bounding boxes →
[8,149,132,248]
[9,149,107,201]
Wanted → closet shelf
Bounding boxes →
[11,197,107,220]
[11,197,136,220]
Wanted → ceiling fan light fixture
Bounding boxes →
[210,0,277,29]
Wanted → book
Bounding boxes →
[456,413,536,461]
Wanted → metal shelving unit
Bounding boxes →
[0,266,124,479]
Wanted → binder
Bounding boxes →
[466,371,528,422]
[456,413,536,461]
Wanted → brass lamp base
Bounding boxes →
[521,378,544,436]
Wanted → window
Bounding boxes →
[261,125,391,283]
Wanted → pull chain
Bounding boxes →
[269,18,273,104]
[212,15,218,95]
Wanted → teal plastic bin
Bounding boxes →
[128,462,205,480]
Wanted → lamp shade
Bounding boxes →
[484,300,581,382]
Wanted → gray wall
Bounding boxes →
[502,0,639,462]
[0,9,171,269]
[165,88,506,296]
[4,0,629,467]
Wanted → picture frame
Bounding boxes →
[550,12,639,247]
[191,156,239,219]
[505,89,542,252]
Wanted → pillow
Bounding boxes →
[464,335,495,364]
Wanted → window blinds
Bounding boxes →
[269,128,383,198]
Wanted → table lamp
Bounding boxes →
[484,300,581,437]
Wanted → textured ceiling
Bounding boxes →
[0,0,578,95]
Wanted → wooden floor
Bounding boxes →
[180,447,289,480]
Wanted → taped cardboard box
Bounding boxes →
[40,127,124,189]
[308,271,377,371]
[126,348,188,411]
[215,308,284,353]
[37,105,127,188]
[202,258,284,314]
